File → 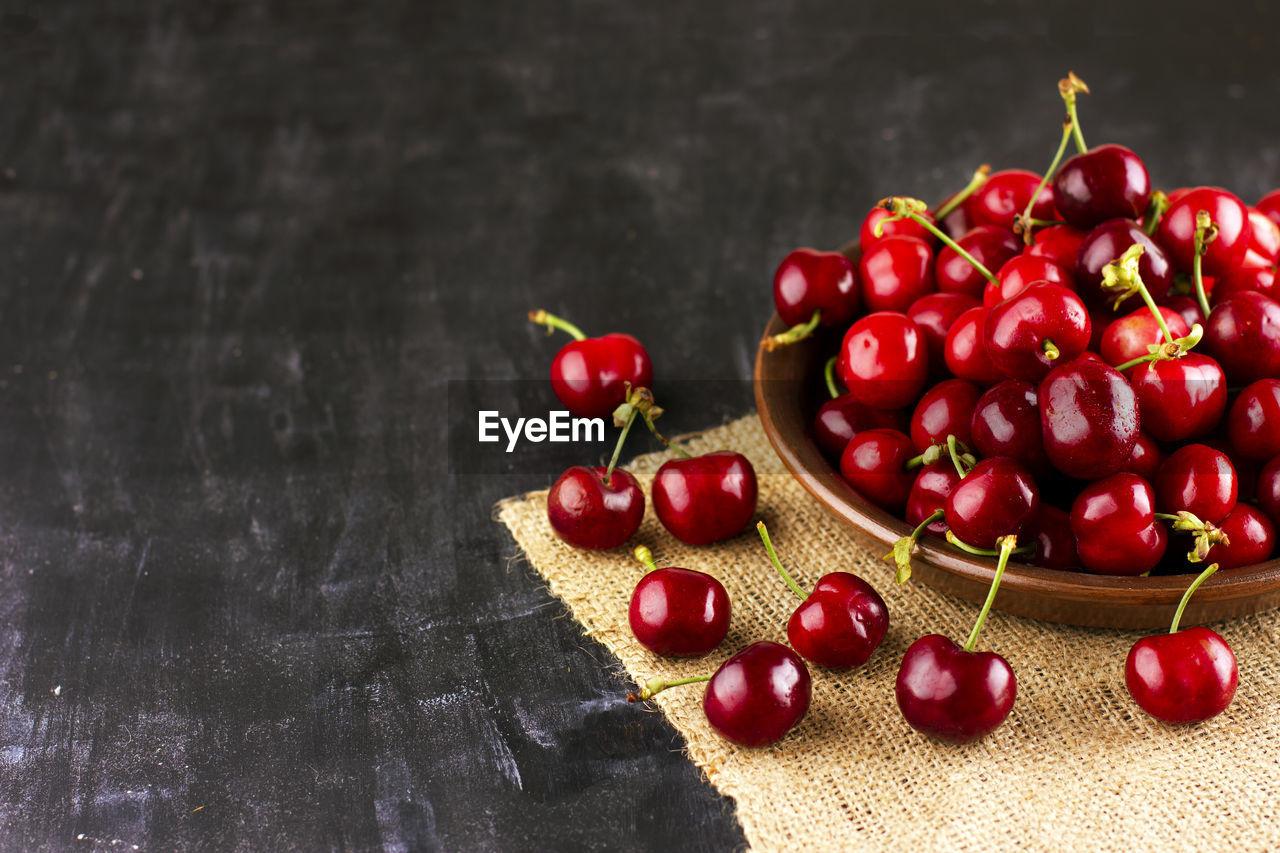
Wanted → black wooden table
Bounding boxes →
[3,3,1278,850]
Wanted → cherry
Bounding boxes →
[547,466,644,550]
[983,255,1075,308]
[944,306,1005,386]
[1257,455,1280,528]
[907,292,982,376]
[1071,473,1168,575]
[1025,224,1087,270]
[838,312,929,410]
[895,536,1019,743]
[1203,291,1280,385]
[1212,265,1278,305]
[1099,305,1190,369]
[969,379,1051,477]
[1129,353,1227,443]
[906,460,962,534]
[629,546,731,657]
[945,457,1039,550]
[858,236,936,313]
[757,523,889,669]
[1258,189,1280,230]
[910,379,981,451]
[1154,444,1238,525]
[1120,432,1164,481]
[984,281,1091,381]
[1024,505,1079,571]
[1075,219,1173,309]
[1039,357,1140,479]
[1244,208,1280,267]
[767,249,860,348]
[1158,294,1206,334]
[629,640,811,747]
[860,205,937,251]
[529,310,654,419]
[1156,187,1250,276]
[839,428,919,514]
[1227,378,1280,461]
[1125,563,1237,724]
[936,225,1021,298]
[814,395,908,461]
[1052,144,1151,231]
[968,169,1055,231]
[1203,505,1276,569]
[653,450,758,546]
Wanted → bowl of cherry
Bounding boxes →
[755,76,1280,629]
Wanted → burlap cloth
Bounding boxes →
[496,414,1280,852]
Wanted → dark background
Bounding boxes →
[2,2,1279,850]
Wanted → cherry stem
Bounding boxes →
[946,434,975,479]
[933,164,991,220]
[1154,510,1230,563]
[1142,191,1169,238]
[945,529,1033,557]
[641,413,693,458]
[1101,243,1172,341]
[528,309,587,341]
[765,309,822,351]
[963,535,1017,653]
[1059,71,1089,154]
[757,521,808,601]
[885,508,945,585]
[1114,324,1204,372]
[627,674,713,702]
[1042,339,1060,361]
[634,545,659,573]
[1019,119,1073,244]
[824,356,841,400]
[878,197,998,285]
[604,408,637,484]
[1192,210,1217,319]
[1169,562,1220,634]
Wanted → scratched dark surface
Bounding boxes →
[2,2,1279,851]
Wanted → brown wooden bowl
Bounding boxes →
[753,244,1280,629]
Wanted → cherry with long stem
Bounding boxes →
[877,197,998,286]
[1170,562,1219,635]
[1101,243,1205,371]
[933,164,991,220]
[1192,210,1218,318]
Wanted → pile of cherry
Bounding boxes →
[532,75,1260,747]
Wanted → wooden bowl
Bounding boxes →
[753,245,1280,629]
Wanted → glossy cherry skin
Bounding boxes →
[1227,379,1280,461]
[1125,627,1237,724]
[1075,218,1174,309]
[1039,357,1140,479]
[1158,294,1206,334]
[1121,432,1164,481]
[1070,473,1167,575]
[1025,224,1087,270]
[1203,504,1276,569]
[703,641,811,747]
[983,255,1074,308]
[1156,187,1250,276]
[909,378,981,452]
[1204,292,1280,385]
[1154,444,1238,524]
[788,573,889,669]
[906,461,961,533]
[968,168,1055,231]
[547,466,645,550]
[1130,354,1227,443]
[969,379,1050,477]
[1257,455,1280,528]
[629,568,731,657]
[1052,144,1151,231]
[773,248,860,329]
[1244,208,1280,267]
[895,634,1016,743]
[813,395,909,461]
[1099,306,1191,369]
[945,457,1039,549]
[838,312,929,410]
[1211,265,1278,306]
[550,334,654,419]
[840,428,917,514]
[944,306,1004,386]
[936,225,1021,298]
[860,206,937,251]
[1258,189,1280,230]
[984,282,1091,381]
[1025,505,1079,570]
[908,292,982,376]
[859,236,936,313]
[652,452,758,546]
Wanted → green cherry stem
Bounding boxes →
[962,535,1017,653]
[946,434,976,479]
[1169,562,1220,634]
[824,356,842,400]
[885,508,945,585]
[757,521,808,601]
[944,529,1033,557]
[1142,190,1169,238]
[933,164,991,220]
[1101,243,1173,343]
[604,407,638,484]
[1060,71,1090,154]
[1018,119,1074,243]
[1114,324,1205,372]
[765,309,822,351]
[634,545,660,573]
[1192,210,1218,318]
[1042,339,1060,361]
[528,309,587,341]
[1154,511,1230,563]
[627,674,713,702]
[877,197,998,285]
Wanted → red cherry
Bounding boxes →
[1129,353,1227,443]
[1025,223,1087,270]
[983,255,1075,308]
[1204,505,1276,569]
[944,306,1004,386]
[1075,219,1174,309]
[547,466,645,550]
[1257,455,1280,528]
[858,236,936,313]
[969,379,1050,477]
[813,394,909,461]
[1154,444,1238,524]
[896,634,1016,743]
[1212,265,1278,305]
[1158,294,1206,334]
[1203,292,1280,385]
[1257,189,1280,230]
[1024,505,1079,571]
[983,282,1091,381]
[839,428,918,514]
[1120,432,1164,481]
[652,451,758,545]
[945,457,1039,549]
[1099,306,1190,369]
[968,169,1054,231]
[1156,187,1250,276]
[1070,473,1167,575]
[908,292,982,377]
[838,312,929,410]
[772,248,860,330]
[531,310,655,419]
[1244,208,1280,267]
[1051,144,1152,231]
[906,461,962,533]
[909,379,982,451]
[935,225,1021,298]
[702,641,812,746]
[1039,357,1141,479]
[1227,379,1280,461]
[860,206,937,252]
[629,548,731,657]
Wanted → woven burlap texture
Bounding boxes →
[497,414,1280,853]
